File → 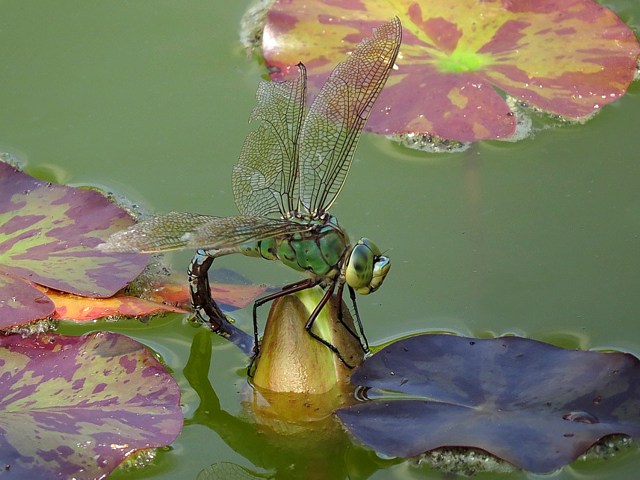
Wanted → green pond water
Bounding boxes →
[1,1,640,479]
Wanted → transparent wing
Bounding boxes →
[98,212,312,253]
[298,17,402,214]
[232,66,306,217]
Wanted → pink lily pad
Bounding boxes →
[263,0,640,141]
[336,334,640,473]
[0,331,183,479]
[0,161,149,325]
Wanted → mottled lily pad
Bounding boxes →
[0,331,183,479]
[336,334,640,473]
[263,0,640,142]
[0,161,149,325]
[0,270,55,326]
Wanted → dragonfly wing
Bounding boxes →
[298,18,402,214]
[98,212,313,253]
[191,215,312,250]
[232,66,306,217]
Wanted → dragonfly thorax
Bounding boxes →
[240,214,350,281]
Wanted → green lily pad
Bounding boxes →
[0,331,183,479]
[336,334,640,473]
[262,0,640,142]
[0,161,149,327]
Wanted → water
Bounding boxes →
[1,1,639,478]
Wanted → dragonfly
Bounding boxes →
[100,17,402,366]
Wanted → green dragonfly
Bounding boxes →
[100,18,402,366]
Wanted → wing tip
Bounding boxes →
[95,239,141,254]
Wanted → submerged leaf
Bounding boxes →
[0,331,183,479]
[263,0,640,141]
[336,334,640,473]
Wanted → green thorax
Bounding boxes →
[240,215,349,279]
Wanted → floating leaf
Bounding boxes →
[263,0,640,141]
[0,331,183,479]
[145,272,273,313]
[44,275,270,322]
[0,270,54,328]
[41,286,187,321]
[336,334,640,473]
[0,161,149,325]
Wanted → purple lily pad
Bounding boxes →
[0,270,55,326]
[336,334,640,473]
[0,331,183,479]
[0,161,149,326]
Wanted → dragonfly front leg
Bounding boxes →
[305,282,355,369]
[188,249,230,334]
[347,285,369,352]
[332,283,369,353]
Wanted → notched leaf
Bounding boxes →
[336,334,640,473]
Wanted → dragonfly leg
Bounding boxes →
[347,285,369,352]
[334,283,358,340]
[188,250,230,334]
[188,251,255,356]
[251,277,320,357]
[305,283,355,369]
[332,283,369,353]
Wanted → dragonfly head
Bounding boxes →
[345,238,391,295]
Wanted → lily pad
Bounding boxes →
[144,270,273,314]
[0,331,183,479]
[0,161,149,325]
[263,0,640,141]
[0,270,55,326]
[336,334,640,473]
[45,275,271,322]
[42,287,187,321]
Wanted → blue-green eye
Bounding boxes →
[345,238,391,295]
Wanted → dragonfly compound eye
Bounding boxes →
[345,238,390,295]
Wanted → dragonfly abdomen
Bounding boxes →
[239,221,349,280]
